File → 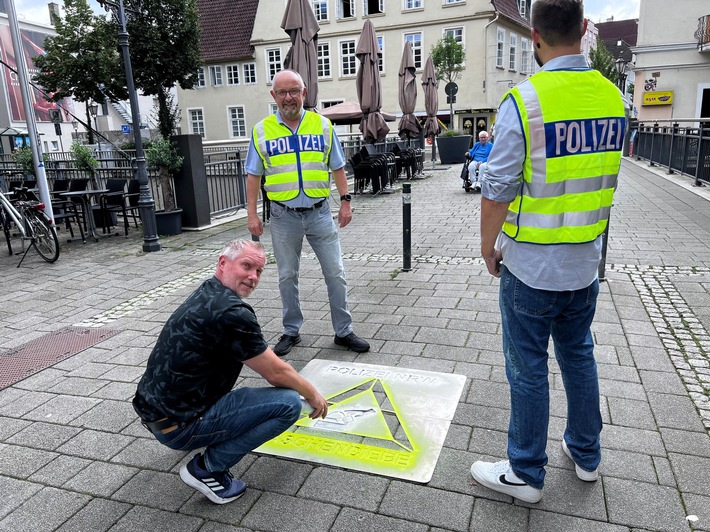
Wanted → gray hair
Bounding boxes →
[273,69,305,89]
[220,239,265,261]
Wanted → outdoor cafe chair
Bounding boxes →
[50,179,86,243]
[100,178,136,237]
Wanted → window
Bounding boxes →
[340,39,357,76]
[188,109,205,138]
[444,27,463,46]
[336,0,355,18]
[226,64,239,85]
[377,34,385,73]
[364,0,384,15]
[404,0,422,8]
[196,67,206,88]
[443,0,464,3]
[317,42,332,78]
[322,99,344,108]
[520,38,530,74]
[266,48,282,82]
[312,0,328,21]
[509,33,517,71]
[269,103,279,115]
[243,63,257,84]
[209,66,223,87]
[228,106,247,138]
[404,32,422,69]
[496,28,505,68]
[517,0,529,18]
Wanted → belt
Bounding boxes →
[272,199,325,212]
[142,417,179,434]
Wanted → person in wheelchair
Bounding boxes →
[465,131,494,192]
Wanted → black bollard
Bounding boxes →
[403,182,411,272]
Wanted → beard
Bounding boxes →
[534,49,543,68]
[280,102,302,121]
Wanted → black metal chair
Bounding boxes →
[99,178,141,236]
[50,179,86,243]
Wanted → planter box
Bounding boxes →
[436,135,472,164]
[155,209,183,235]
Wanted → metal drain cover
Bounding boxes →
[0,327,120,389]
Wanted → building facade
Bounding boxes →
[178,0,535,145]
[632,0,710,121]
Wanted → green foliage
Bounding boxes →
[440,129,467,137]
[34,0,128,104]
[123,0,201,136]
[152,91,182,139]
[70,142,99,173]
[430,34,466,85]
[146,139,184,174]
[146,139,184,211]
[589,39,619,85]
[13,147,36,176]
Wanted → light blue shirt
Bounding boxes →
[246,109,346,208]
[481,54,603,291]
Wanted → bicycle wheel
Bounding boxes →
[1,208,13,255]
[25,209,60,262]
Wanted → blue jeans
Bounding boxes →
[499,266,602,489]
[153,387,301,472]
[269,200,353,337]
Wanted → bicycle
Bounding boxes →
[0,187,60,267]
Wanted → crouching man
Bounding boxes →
[133,239,328,504]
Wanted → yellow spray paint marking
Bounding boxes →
[256,360,466,483]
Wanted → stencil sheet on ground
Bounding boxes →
[255,360,466,482]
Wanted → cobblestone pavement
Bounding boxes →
[1,158,709,532]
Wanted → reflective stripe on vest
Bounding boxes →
[253,112,333,201]
[502,69,626,245]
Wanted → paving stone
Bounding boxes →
[667,453,710,496]
[682,493,710,532]
[71,400,138,432]
[107,505,203,532]
[470,498,529,531]
[57,429,134,461]
[56,498,132,532]
[23,395,101,424]
[0,391,54,417]
[602,425,666,456]
[240,456,312,496]
[179,488,260,526]
[63,460,138,498]
[0,444,57,478]
[0,476,42,520]
[27,455,92,488]
[0,417,31,441]
[606,397,657,430]
[659,427,710,457]
[0,486,90,532]
[112,470,193,511]
[527,511,631,532]
[639,369,688,394]
[330,507,429,532]
[379,480,473,531]
[297,466,389,511]
[647,393,707,431]
[241,492,339,532]
[604,477,689,531]
[7,422,82,451]
[111,438,186,471]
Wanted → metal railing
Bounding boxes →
[631,119,710,187]
[695,14,710,51]
[204,150,248,217]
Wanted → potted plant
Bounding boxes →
[68,142,109,226]
[436,129,472,164]
[146,138,184,235]
[12,147,50,180]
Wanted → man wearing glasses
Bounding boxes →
[246,69,370,357]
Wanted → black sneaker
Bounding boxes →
[179,454,246,504]
[273,334,301,356]
[334,332,370,353]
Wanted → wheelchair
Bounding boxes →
[459,154,481,194]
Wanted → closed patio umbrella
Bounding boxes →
[422,55,440,139]
[398,41,420,140]
[356,19,389,143]
[281,0,320,110]
[320,100,396,125]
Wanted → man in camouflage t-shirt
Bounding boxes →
[133,239,328,504]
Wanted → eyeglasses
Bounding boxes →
[274,88,302,99]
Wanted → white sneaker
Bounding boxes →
[470,460,542,503]
[561,440,599,482]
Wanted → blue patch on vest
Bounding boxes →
[545,117,626,158]
[266,134,325,157]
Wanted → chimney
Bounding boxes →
[48,3,61,25]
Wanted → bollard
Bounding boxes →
[402,182,411,272]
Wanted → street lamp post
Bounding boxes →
[71,120,78,142]
[97,0,160,252]
[89,103,101,153]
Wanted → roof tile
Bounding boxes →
[197,0,258,62]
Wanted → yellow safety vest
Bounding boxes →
[252,111,333,201]
[503,69,625,244]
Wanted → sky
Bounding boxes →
[14,0,641,27]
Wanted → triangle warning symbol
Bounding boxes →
[294,378,413,452]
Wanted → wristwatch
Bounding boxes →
[340,194,352,202]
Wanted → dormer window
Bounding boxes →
[518,0,530,18]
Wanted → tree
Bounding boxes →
[34,0,128,144]
[431,34,466,129]
[122,0,201,138]
[589,38,619,86]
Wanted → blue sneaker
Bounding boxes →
[179,454,246,504]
